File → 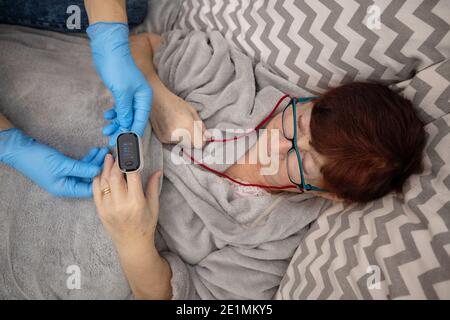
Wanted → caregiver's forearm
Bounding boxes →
[0,112,14,131]
[84,0,127,24]
[115,239,173,300]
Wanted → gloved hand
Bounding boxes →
[86,22,153,146]
[0,128,108,198]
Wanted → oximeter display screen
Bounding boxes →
[117,132,141,172]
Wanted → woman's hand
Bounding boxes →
[150,92,210,149]
[93,153,162,247]
[93,154,172,299]
[127,33,210,149]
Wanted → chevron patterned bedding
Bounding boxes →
[167,0,450,299]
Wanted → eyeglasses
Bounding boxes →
[281,97,326,192]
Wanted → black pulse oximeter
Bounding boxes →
[116,132,143,173]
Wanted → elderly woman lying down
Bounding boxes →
[92,31,426,300]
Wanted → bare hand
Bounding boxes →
[151,93,210,149]
[128,33,209,149]
[93,154,161,247]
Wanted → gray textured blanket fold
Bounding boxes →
[0,25,329,299]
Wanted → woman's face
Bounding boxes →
[258,101,327,193]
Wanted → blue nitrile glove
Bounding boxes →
[0,128,109,198]
[86,22,153,146]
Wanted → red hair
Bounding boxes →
[310,82,426,203]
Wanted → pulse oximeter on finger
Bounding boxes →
[116,131,144,173]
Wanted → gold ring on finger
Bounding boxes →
[101,187,111,196]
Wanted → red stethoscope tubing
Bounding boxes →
[180,94,301,191]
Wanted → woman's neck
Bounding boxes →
[225,162,265,185]
[223,140,270,187]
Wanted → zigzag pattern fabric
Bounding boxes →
[173,1,448,114]
[172,0,450,299]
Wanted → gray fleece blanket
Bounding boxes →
[0,25,330,299]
